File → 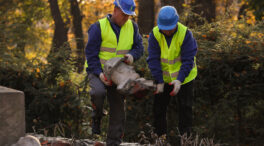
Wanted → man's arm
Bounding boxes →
[177,29,198,83]
[128,21,144,61]
[147,32,164,84]
[85,22,103,76]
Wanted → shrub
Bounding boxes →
[0,48,90,138]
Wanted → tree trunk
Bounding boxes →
[160,0,185,15]
[191,0,216,22]
[48,0,71,84]
[138,0,155,35]
[235,95,242,145]
[216,0,240,20]
[48,0,70,58]
[69,0,85,73]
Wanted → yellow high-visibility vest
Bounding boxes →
[85,17,134,68]
[153,22,197,84]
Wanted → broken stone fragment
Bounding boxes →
[104,57,156,96]
[11,135,41,146]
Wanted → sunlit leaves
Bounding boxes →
[81,0,114,27]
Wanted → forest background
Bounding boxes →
[0,0,263,145]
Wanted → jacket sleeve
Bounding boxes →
[177,29,198,83]
[147,32,164,83]
[128,21,144,61]
[85,22,103,76]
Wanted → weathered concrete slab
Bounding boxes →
[0,86,25,146]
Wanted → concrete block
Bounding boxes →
[0,86,25,146]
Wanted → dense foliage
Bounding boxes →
[0,48,90,138]
[192,19,264,145]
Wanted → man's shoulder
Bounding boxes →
[88,21,101,32]
[91,21,100,28]
[185,29,194,38]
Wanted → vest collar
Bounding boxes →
[159,25,178,37]
[107,14,121,29]
[107,14,113,22]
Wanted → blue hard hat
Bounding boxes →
[157,6,179,30]
[114,0,136,16]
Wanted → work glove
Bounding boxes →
[155,83,164,94]
[99,73,112,86]
[124,54,133,65]
[169,80,181,96]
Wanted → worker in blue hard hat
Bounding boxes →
[147,6,198,140]
[85,0,143,145]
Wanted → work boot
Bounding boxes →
[92,117,101,134]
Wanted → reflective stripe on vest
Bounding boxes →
[161,57,181,64]
[153,22,197,84]
[85,17,134,68]
[100,47,130,55]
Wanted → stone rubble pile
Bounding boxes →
[12,134,142,146]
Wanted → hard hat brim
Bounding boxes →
[122,10,136,16]
[114,0,136,16]
[157,23,177,30]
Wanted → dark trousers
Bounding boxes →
[88,73,125,146]
[153,81,193,136]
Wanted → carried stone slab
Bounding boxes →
[104,57,156,96]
